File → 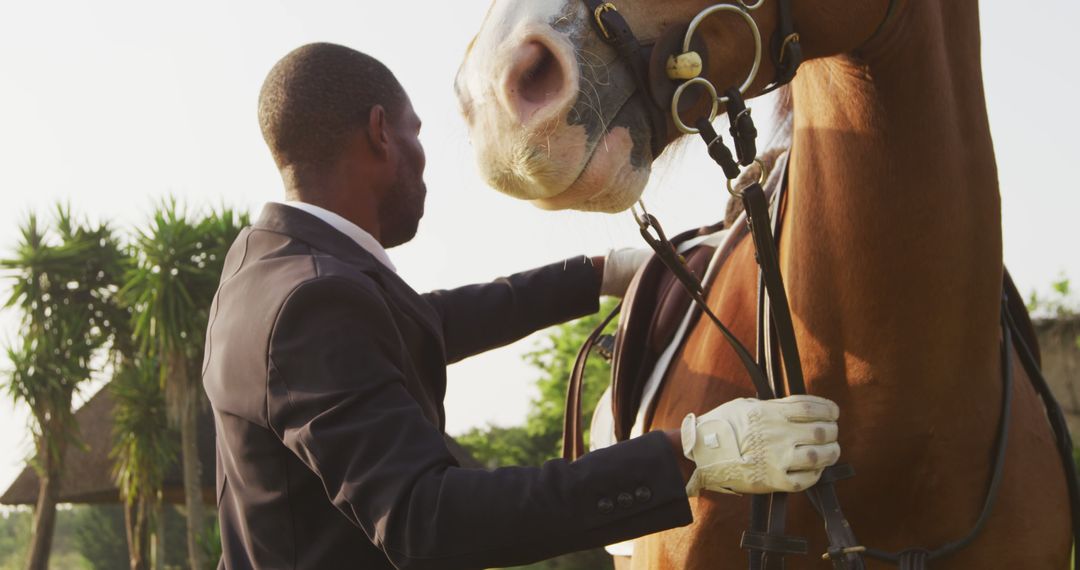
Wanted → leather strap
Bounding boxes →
[762,0,802,94]
[862,297,1017,566]
[581,0,803,155]
[743,182,805,394]
[563,303,622,461]
[726,88,758,167]
[740,527,808,557]
[635,212,775,399]
[865,0,901,46]
[748,170,865,569]
[581,0,669,156]
[742,162,812,570]
[1003,292,1080,557]
[897,549,929,570]
[808,481,865,570]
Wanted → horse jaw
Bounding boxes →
[457,0,653,213]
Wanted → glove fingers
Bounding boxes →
[775,395,840,422]
[783,469,826,493]
[793,422,839,446]
[788,442,841,471]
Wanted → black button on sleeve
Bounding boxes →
[617,492,634,509]
[597,497,615,514]
[635,486,653,503]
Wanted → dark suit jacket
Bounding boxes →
[202,203,691,569]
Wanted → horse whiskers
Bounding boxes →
[574,47,613,86]
[575,80,610,133]
[571,95,607,133]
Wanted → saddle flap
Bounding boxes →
[611,226,719,441]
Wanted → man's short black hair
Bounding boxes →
[258,43,407,170]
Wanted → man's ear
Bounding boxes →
[366,105,392,159]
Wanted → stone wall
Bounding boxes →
[1035,318,1080,439]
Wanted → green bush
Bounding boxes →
[71,505,127,569]
[0,509,31,570]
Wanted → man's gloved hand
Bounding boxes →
[681,395,840,496]
[600,248,653,298]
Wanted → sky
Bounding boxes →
[1,1,1078,494]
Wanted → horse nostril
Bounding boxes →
[506,40,568,123]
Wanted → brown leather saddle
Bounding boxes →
[563,221,718,460]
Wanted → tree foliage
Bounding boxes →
[122,201,238,403]
[1,207,128,569]
[3,208,127,466]
[1028,274,1078,319]
[119,200,246,570]
[110,358,174,508]
[457,299,619,469]
[71,505,128,570]
[110,357,175,569]
[0,510,32,569]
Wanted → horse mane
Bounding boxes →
[769,85,794,149]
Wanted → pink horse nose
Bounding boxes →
[503,39,573,125]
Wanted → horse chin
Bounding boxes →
[475,83,654,212]
[531,124,650,212]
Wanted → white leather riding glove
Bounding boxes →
[600,247,653,297]
[681,395,840,496]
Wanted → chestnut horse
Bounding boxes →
[457,0,1072,568]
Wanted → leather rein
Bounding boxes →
[575,1,1080,569]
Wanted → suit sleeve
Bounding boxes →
[266,277,691,570]
[423,256,602,364]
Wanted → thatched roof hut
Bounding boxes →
[2,385,481,506]
[0,386,215,505]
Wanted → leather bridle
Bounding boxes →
[581,0,800,161]
[574,1,1080,569]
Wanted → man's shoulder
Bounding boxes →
[208,226,388,353]
[233,225,382,296]
[203,227,388,422]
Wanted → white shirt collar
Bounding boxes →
[275,201,397,273]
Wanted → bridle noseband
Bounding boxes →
[574,2,1080,570]
[581,0,801,160]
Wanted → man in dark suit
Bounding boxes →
[202,43,841,569]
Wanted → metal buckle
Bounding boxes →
[726,158,770,198]
[593,3,619,41]
[821,546,867,561]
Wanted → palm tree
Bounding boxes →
[107,240,172,570]
[122,201,246,570]
[111,356,174,570]
[2,207,126,570]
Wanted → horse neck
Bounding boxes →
[782,2,1002,396]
